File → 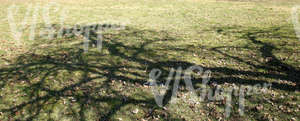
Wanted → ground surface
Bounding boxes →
[0,0,299,120]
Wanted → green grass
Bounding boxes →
[0,0,300,120]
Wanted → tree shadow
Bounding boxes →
[0,25,184,120]
[202,25,299,91]
[0,24,299,120]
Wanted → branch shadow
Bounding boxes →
[0,24,299,120]
[0,25,184,120]
[205,25,299,91]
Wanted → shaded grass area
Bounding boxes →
[0,23,299,120]
[0,26,186,120]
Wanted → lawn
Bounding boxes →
[0,0,299,120]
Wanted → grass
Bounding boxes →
[0,0,300,120]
